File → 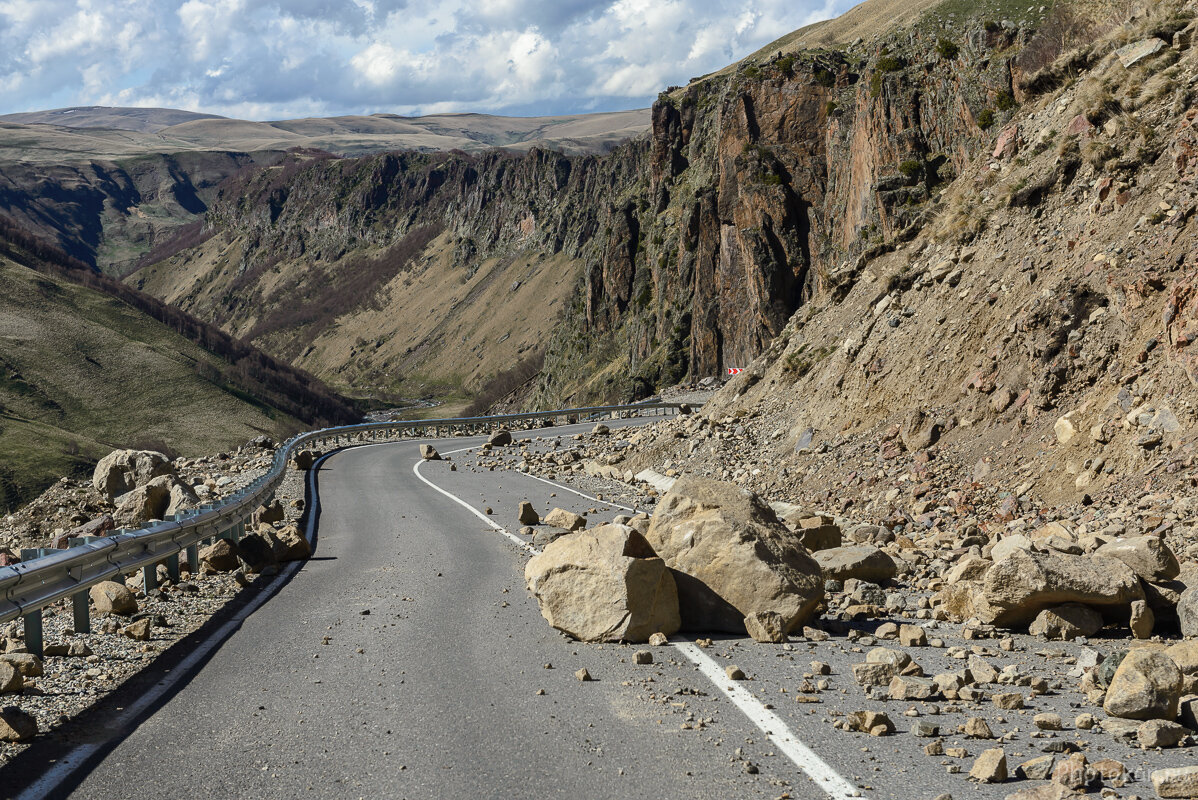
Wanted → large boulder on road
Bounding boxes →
[92,449,174,501]
[980,549,1144,627]
[645,477,823,634]
[525,524,680,642]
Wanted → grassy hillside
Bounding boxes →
[0,221,362,512]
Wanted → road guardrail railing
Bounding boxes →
[0,402,694,655]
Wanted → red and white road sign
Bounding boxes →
[727,367,744,376]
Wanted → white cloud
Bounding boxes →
[0,0,858,118]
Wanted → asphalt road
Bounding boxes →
[7,420,1193,800]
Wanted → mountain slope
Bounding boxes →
[127,0,1045,408]
[0,221,359,511]
[619,0,1198,517]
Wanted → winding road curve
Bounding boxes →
[7,420,1174,800]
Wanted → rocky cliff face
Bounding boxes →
[0,151,279,275]
[131,5,1029,407]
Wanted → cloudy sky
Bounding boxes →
[0,0,854,119]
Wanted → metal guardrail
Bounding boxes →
[0,402,694,654]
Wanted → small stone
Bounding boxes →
[89,580,138,616]
[1034,713,1062,731]
[725,665,746,681]
[744,611,787,643]
[1136,719,1188,749]
[0,706,37,741]
[964,717,994,739]
[968,748,1007,783]
[1074,713,1095,730]
[1052,753,1089,791]
[648,632,669,646]
[517,501,540,526]
[633,650,653,665]
[575,668,593,682]
[122,618,152,641]
[899,624,928,647]
[992,692,1024,710]
[1129,599,1154,639]
[913,720,940,737]
[0,663,22,694]
[1017,754,1055,781]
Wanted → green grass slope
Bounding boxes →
[0,252,308,512]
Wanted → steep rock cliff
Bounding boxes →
[132,4,1037,407]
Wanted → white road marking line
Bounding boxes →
[411,447,863,800]
[673,641,862,799]
[14,454,330,800]
[412,456,538,554]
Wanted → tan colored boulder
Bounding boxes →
[525,523,680,642]
[1094,536,1180,582]
[253,500,286,526]
[517,502,540,526]
[292,449,316,470]
[0,706,36,741]
[112,479,173,527]
[969,748,1007,783]
[200,539,241,572]
[275,525,311,561]
[92,449,173,501]
[744,611,787,643]
[0,662,22,694]
[488,429,513,446]
[417,445,440,461]
[1165,640,1198,693]
[645,477,823,633]
[990,534,1033,562]
[543,508,586,531]
[0,654,42,678]
[1153,766,1198,798]
[89,580,138,616]
[1176,585,1198,636]
[123,618,152,641]
[980,550,1144,627]
[1103,649,1183,721]
[932,580,991,621]
[813,545,897,583]
[162,475,199,518]
[1028,604,1103,640]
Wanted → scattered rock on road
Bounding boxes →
[517,501,540,526]
[419,445,441,460]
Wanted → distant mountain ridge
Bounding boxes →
[0,106,652,158]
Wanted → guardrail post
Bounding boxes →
[143,563,158,593]
[167,552,181,582]
[186,543,199,572]
[72,591,90,634]
[22,609,43,659]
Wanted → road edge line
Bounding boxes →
[13,454,329,800]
